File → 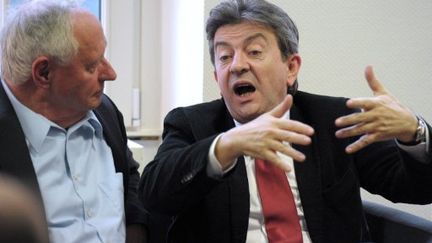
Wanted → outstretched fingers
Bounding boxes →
[269,95,293,118]
[365,65,387,96]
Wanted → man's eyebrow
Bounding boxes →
[244,33,268,46]
[214,33,268,50]
[214,41,230,51]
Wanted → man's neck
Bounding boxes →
[5,79,86,128]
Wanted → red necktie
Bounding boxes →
[255,159,303,243]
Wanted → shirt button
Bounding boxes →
[87,210,93,218]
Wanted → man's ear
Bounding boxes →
[286,54,301,83]
[213,70,224,97]
[31,56,51,88]
[213,70,218,83]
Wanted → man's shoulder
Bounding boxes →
[182,98,224,110]
[294,90,353,112]
[164,98,233,134]
[99,94,117,109]
[167,98,227,118]
[94,94,120,117]
[93,94,124,131]
[295,90,349,106]
[293,90,356,123]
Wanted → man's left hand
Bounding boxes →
[335,65,418,153]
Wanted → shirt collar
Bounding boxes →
[68,112,103,139]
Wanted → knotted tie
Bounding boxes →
[255,159,303,243]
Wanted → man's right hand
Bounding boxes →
[215,95,314,172]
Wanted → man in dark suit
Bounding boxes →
[140,0,432,242]
[0,1,147,242]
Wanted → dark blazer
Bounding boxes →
[140,91,432,243]
[0,82,147,227]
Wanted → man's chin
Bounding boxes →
[89,97,103,109]
[231,110,261,124]
[227,100,264,123]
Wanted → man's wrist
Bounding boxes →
[399,116,427,146]
[414,116,427,143]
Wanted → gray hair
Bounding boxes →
[206,0,299,66]
[0,0,80,85]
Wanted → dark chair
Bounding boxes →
[363,200,432,243]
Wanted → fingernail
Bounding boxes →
[298,154,306,161]
[309,128,315,135]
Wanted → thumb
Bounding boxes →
[269,95,292,118]
[365,65,386,96]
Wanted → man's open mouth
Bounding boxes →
[234,83,256,96]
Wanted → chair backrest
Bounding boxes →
[363,200,432,243]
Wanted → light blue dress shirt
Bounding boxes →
[2,80,126,243]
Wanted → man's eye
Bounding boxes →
[219,55,231,61]
[249,50,262,56]
[86,64,97,73]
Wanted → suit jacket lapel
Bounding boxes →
[0,83,42,198]
[200,100,249,243]
[94,110,123,172]
[291,104,323,243]
[212,102,249,243]
[93,97,128,190]
[228,157,249,243]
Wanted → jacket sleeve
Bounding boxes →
[139,107,222,216]
[354,119,432,204]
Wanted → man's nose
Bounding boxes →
[100,58,117,81]
[229,53,249,75]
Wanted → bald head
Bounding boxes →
[71,10,106,56]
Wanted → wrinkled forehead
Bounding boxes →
[72,11,106,53]
[215,20,275,37]
[214,21,277,46]
[69,10,106,62]
[71,10,106,46]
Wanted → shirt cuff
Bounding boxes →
[207,133,237,178]
[396,124,430,163]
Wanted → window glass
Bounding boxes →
[81,0,101,19]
